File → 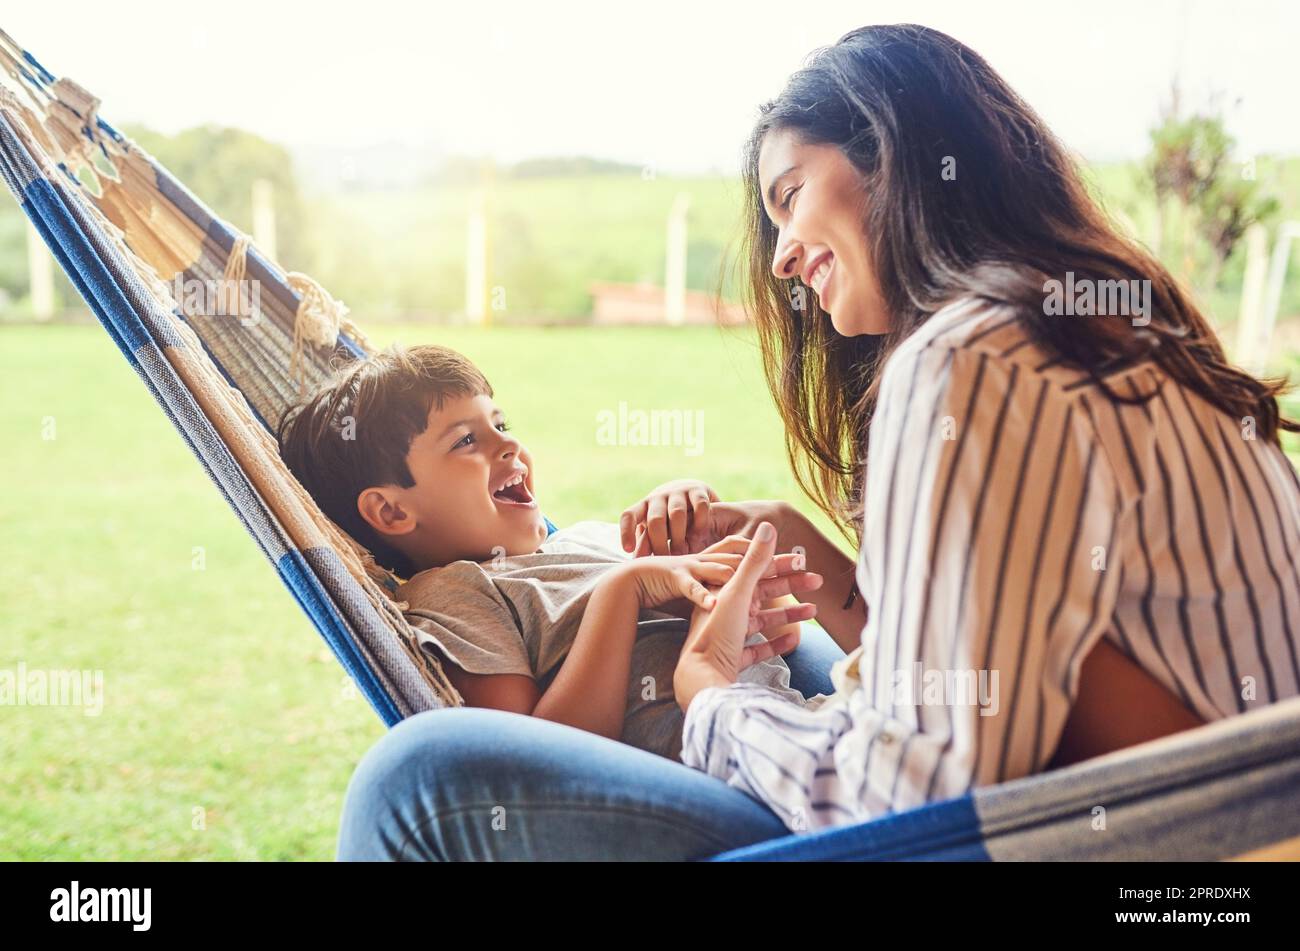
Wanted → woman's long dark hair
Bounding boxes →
[733,23,1297,542]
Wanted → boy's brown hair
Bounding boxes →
[276,345,493,577]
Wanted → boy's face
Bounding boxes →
[368,391,547,568]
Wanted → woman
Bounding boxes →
[336,24,1300,859]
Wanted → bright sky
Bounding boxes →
[5,0,1297,174]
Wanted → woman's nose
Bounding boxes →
[772,238,801,281]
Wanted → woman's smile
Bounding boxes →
[806,252,835,309]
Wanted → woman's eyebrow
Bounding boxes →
[765,164,800,209]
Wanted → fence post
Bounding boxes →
[1234,222,1269,372]
[665,192,690,325]
[466,189,488,326]
[252,178,277,262]
[1253,222,1300,373]
[26,220,54,320]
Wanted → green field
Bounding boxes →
[2,319,1299,860]
[0,321,844,860]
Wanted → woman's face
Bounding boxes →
[758,127,889,335]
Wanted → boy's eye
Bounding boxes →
[451,421,507,450]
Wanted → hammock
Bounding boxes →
[0,28,458,724]
[3,30,1298,863]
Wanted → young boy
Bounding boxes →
[276,344,820,759]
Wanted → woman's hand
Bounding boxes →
[620,479,719,555]
[696,499,793,549]
[712,502,866,655]
[674,522,815,710]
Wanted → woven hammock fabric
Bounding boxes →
[3,29,1299,861]
[712,695,1300,860]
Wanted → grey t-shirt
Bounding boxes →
[396,520,806,760]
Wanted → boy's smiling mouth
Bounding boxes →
[491,467,536,508]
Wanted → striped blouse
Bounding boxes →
[679,296,1300,833]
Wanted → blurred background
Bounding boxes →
[2,0,1298,859]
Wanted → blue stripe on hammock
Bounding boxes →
[21,48,57,84]
[20,176,147,360]
[708,793,989,861]
[277,548,403,726]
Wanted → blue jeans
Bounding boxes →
[337,624,846,860]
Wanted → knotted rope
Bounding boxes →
[286,269,347,392]
[222,237,349,393]
[221,232,251,319]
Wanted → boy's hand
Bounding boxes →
[622,487,796,559]
[612,554,727,612]
[615,543,823,614]
[620,479,718,555]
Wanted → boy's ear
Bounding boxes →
[357,487,417,539]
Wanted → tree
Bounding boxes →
[1145,85,1277,292]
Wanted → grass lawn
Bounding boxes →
[0,321,841,860]
[2,320,1298,860]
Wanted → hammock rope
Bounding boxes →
[220,233,375,395]
[287,269,346,393]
